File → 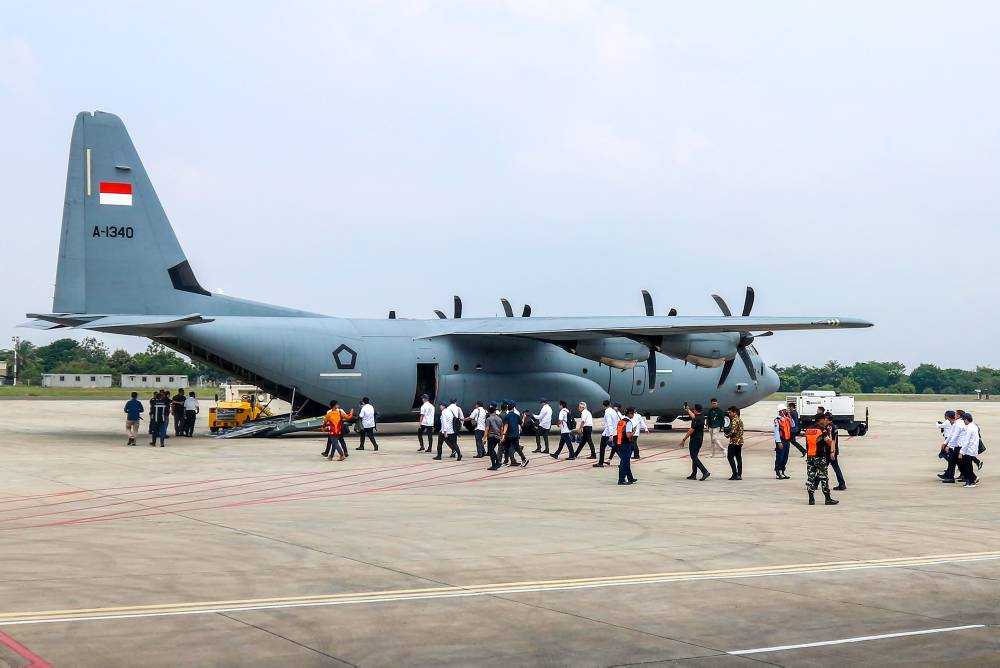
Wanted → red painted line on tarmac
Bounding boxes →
[0,629,51,668]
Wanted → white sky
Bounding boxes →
[2,1,998,369]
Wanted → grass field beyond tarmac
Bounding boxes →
[0,399,996,666]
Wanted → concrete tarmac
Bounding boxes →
[0,399,996,666]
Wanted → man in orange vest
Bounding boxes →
[616,407,638,485]
[323,400,353,461]
[804,414,839,505]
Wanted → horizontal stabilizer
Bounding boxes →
[17,319,68,330]
[25,312,213,334]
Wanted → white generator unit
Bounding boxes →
[787,390,869,436]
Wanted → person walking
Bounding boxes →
[827,420,846,491]
[616,407,639,485]
[485,403,504,470]
[149,390,170,447]
[804,414,839,505]
[631,412,647,459]
[446,398,464,459]
[679,404,710,480]
[356,397,379,451]
[939,410,963,482]
[435,402,449,456]
[596,400,620,467]
[533,399,553,454]
[501,401,528,467]
[417,394,435,452]
[183,391,199,437]
[323,400,352,460]
[957,412,981,487]
[171,388,186,437]
[726,406,744,480]
[123,391,144,446]
[551,401,575,459]
[469,401,487,458]
[787,402,806,456]
[435,401,457,460]
[573,402,596,459]
[706,398,726,457]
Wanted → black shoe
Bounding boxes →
[473,454,484,458]
[593,463,604,468]
[700,472,710,481]
[825,496,839,505]
[937,473,949,479]
[568,456,577,460]
[543,449,550,454]
[630,479,637,484]
[418,447,425,452]
[808,491,815,505]
[633,455,640,459]
[550,453,558,459]
[735,475,742,480]
[781,474,790,480]
[456,455,462,461]
[432,456,442,460]
[730,475,738,481]
[686,474,697,480]
[356,446,364,450]
[940,478,956,483]
[976,461,984,470]
[488,466,500,471]
[532,448,541,453]
[521,459,529,468]
[160,444,165,447]
[833,484,846,491]
[373,446,378,452]
[618,481,628,485]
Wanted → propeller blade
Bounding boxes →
[738,346,757,382]
[388,310,396,319]
[434,310,446,319]
[754,331,774,337]
[667,307,678,316]
[647,349,656,391]
[717,358,735,388]
[641,289,654,316]
[453,296,462,319]
[711,294,732,316]
[521,304,531,318]
[742,286,755,317]
[500,298,513,318]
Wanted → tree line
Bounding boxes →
[773,360,1000,395]
[1,338,227,385]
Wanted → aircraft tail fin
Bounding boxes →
[53,111,210,315]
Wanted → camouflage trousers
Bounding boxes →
[806,456,830,494]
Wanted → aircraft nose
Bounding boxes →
[762,365,780,396]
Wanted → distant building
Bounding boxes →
[0,361,8,385]
[42,373,113,388]
[120,374,189,389]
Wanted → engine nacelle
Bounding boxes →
[658,333,739,368]
[572,337,650,370]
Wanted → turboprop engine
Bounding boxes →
[657,333,739,368]
[572,338,650,370]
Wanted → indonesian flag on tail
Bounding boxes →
[99,181,132,206]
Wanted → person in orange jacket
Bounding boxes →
[323,400,353,461]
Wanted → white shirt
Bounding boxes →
[635,414,649,434]
[419,401,435,427]
[558,407,570,433]
[439,405,455,435]
[946,420,965,449]
[534,404,553,429]
[579,409,593,428]
[183,396,199,412]
[360,403,376,428]
[470,406,487,431]
[960,421,980,457]
[602,407,620,437]
[627,414,644,438]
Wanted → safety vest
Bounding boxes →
[779,416,792,440]
[325,409,352,436]
[804,427,823,456]
[616,417,629,445]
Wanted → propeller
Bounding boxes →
[636,290,668,391]
[388,310,396,319]
[713,286,769,388]
[434,310,446,319]
[453,295,462,319]
[500,298,513,318]
[521,304,531,318]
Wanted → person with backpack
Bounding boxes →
[435,399,463,461]
[356,397,379,451]
[149,390,171,447]
[957,412,981,487]
[616,407,639,485]
[551,400,576,459]
[417,394,435,452]
[323,400,353,461]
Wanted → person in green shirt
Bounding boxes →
[706,398,727,457]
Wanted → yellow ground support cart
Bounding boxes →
[208,384,273,433]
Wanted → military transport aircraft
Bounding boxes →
[23,111,872,424]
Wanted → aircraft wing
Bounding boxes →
[419,315,872,341]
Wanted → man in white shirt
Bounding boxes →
[631,412,648,459]
[533,399,553,454]
[551,400,574,459]
[596,400,621,467]
[573,402,596,459]
[435,398,464,461]
[957,413,980,487]
[182,391,199,437]
[417,394,435,452]
[469,401,487,458]
[939,410,964,483]
[356,397,379,451]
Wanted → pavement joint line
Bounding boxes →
[727,624,990,655]
[1,551,998,625]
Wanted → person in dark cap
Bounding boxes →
[501,400,528,467]
[939,410,963,482]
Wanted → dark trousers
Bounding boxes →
[774,441,790,473]
[417,425,433,450]
[958,456,977,484]
[151,421,166,446]
[573,426,596,458]
[505,436,523,464]
[437,432,460,458]
[324,435,346,458]
[632,436,640,458]
[598,435,611,465]
[487,436,502,468]
[790,436,806,455]
[553,433,574,458]
[535,430,549,452]
[173,412,185,436]
[436,432,446,455]
[728,443,743,477]
[359,427,378,450]
[183,410,196,436]
[830,457,845,487]
[618,442,635,483]
[944,447,960,478]
[474,429,485,457]
[690,440,708,476]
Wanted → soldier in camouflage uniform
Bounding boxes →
[805,414,839,506]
